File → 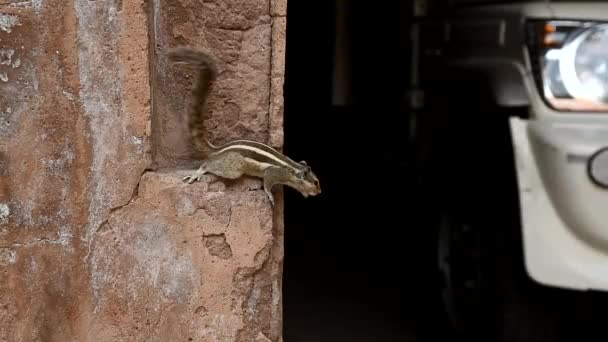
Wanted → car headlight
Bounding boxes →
[527,20,608,112]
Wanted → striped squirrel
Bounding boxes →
[167,46,321,206]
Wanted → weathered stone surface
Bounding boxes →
[269,16,286,149]
[0,0,285,340]
[0,0,152,339]
[271,0,287,17]
[87,171,279,341]
[269,76,285,149]
[271,17,286,78]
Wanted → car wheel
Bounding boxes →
[437,211,563,342]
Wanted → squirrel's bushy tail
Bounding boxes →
[167,46,218,154]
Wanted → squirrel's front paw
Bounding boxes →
[182,176,196,184]
[182,174,201,184]
[182,169,207,184]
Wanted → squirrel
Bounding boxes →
[167,46,321,206]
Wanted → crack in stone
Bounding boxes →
[84,168,149,264]
[0,235,70,249]
[225,204,233,231]
[233,252,272,340]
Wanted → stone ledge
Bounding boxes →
[86,170,280,341]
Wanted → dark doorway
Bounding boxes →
[281,1,452,341]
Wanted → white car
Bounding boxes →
[414,1,608,340]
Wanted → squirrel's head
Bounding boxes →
[291,161,321,198]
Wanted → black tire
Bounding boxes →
[437,209,563,342]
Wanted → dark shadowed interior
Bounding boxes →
[282,2,448,341]
[281,1,608,341]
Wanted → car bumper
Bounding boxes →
[510,116,608,291]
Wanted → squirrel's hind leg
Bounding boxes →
[196,152,247,180]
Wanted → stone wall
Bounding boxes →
[0,0,285,340]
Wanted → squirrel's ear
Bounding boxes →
[298,161,311,173]
[296,169,305,179]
